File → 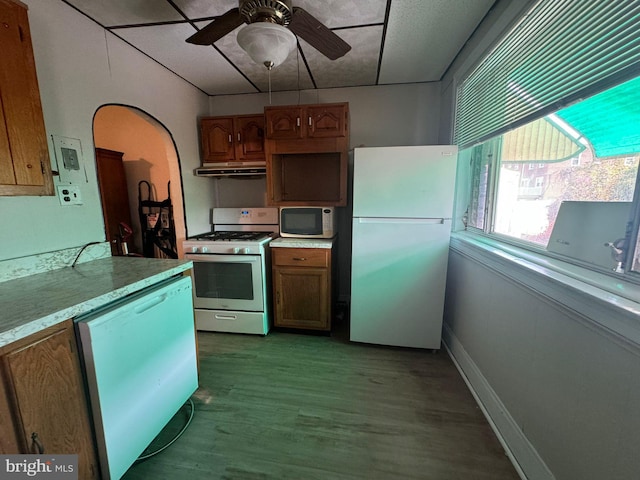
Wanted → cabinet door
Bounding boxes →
[306,104,347,138]
[0,373,20,453]
[2,321,99,479]
[265,106,303,139]
[234,115,265,162]
[0,0,53,196]
[273,266,329,330]
[201,117,235,163]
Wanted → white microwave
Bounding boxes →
[279,207,337,239]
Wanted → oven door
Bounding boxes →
[186,254,264,312]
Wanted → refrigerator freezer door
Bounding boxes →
[353,146,458,219]
[350,217,452,349]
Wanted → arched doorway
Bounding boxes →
[93,105,186,258]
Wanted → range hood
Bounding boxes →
[194,162,266,177]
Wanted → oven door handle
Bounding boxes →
[185,254,261,263]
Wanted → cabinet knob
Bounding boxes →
[237,133,241,142]
[228,134,232,144]
[292,257,307,261]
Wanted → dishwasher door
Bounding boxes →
[76,275,197,480]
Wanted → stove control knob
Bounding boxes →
[190,246,199,253]
[201,246,209,253]
[243,247,251,254]
[233,247,240,254]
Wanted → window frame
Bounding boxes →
[463,123,640,280]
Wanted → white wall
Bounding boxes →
[0,0,211,262]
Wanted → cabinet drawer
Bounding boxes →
[272,248,329,267]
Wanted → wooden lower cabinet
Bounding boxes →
[272,247,333,331]
[0,320,99,479]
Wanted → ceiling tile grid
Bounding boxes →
[62,0,495,96]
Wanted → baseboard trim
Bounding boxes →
[442,323,555,480]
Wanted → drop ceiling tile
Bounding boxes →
[379,0,494,83]
[294,0,387,28]
[303,26,382,89]
[65,0,182,27]
[116,23,257,95]
[171,0,238,18]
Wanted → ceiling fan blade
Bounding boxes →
[289,7,351,60]
[186,8,244,45]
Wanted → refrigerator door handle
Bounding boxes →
[357,217,447,224]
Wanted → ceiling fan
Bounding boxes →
[186,0,351,65]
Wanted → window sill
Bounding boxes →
[450,231,640,348]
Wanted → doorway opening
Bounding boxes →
[93,104,186,258]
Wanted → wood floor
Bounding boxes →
[122,322,519,480]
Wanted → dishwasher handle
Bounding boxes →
[134,293,168,314]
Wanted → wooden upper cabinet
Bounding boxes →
[201,117,234,163]
[0,0,53,196]
[234,115,266,162]
[264,103,349,206]
[306,104,348,138]
[200,114,265,164]
[265,106,303,139]
[265,103,348,139]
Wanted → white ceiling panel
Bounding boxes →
[116,23,256,95]
[303,26,383,89]
[65,0,183,27]
[294,0,387,28]
[379,0,494,83]
[171,0,238,18]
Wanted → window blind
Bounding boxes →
[454,0,640,149]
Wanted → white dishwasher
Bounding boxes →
[75,275,198,480]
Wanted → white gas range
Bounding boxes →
[183,207,278,335]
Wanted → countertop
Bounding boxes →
[0,256,192,348]
[270,237,335,249]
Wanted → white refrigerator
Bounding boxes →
[350,145,458,349]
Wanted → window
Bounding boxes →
[464,74,640,274]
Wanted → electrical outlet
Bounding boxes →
[57,185,83,205]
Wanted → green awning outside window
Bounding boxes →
[501,117,585,163]
[555,75,640,158]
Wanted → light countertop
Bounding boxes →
[0,256,192,348]
[270,237,335,249]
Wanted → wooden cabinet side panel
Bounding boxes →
[3,321,99,479]
[0,0,52,195]
[0,94,15,185]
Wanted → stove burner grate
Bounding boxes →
[194,231,272,242]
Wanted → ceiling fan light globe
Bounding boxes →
[237,22,296,69]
